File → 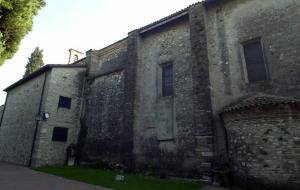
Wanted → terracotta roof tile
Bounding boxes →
[222,94,300,113]
[138,2,204,34]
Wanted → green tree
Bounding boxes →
[24,47,44,77]
[0,0,45,65]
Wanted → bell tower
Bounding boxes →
[68,49,84,64]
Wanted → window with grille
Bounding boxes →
[52,127,68,142]
[58,96,72,109]
[243,39,267,82]
[162,64,173,96]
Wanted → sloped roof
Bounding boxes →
[4,64,86,92]
[203,0,234,7]
[138,0,224,34]
[222,94,300,113]
[138,2,204,35]
[138,6,189,34]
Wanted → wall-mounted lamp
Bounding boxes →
[42,112,50,120]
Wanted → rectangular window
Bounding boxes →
[243,39,267,82]
[52,127,68,142]
[58,96,72,109]
[162,64,173,96]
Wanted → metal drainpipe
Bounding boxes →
[28,72,48,167]
[220,114,229,154]
[75,69,87,163]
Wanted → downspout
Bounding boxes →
[220,114,229,154]
[76,69,87,164]
[28,72,48,167]
[0,95,8,128]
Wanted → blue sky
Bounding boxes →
[0,0,200,104]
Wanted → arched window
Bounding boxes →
[74,54,78,62]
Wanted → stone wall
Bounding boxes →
[205,0,300,154]
[133,6,213,176]
[83,71,125,164]
[32,67,86,167]
[189,4,214,173]
[0,74,47,166]
[2,1,299,183]
[222,104,300,188]
[80,5,214,175]
[81,40,130,167]
[86,39,127,78]
[0,105,4,124]
[134,16,192,174]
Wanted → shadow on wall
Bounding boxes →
[136,138,202,178]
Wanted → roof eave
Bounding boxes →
[139,10,189,35]
[203,0,220,6]
[4,64,86,92]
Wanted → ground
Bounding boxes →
[0,162,230,190]
[0,162,109,190]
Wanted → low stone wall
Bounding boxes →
[222,104,300,189]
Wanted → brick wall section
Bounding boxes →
[32,67,86,167]
[0,74,47,166]
[222,104,300,188]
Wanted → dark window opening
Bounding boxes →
[162,64,173,96]
[243,39,267,82]
[58,96,72,109]
[52,127,68,142]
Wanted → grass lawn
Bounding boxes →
[35,166,204,190]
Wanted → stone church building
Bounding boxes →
[0,0,299,188]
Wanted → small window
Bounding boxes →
[52,127,68,142]
[58,96,72,109]
[162,64,173,96]
[243,39,267,82]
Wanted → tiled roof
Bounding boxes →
[138,7,189,34]
[138,2,203,34]
[203,0,223,6]
[222,94,300,113]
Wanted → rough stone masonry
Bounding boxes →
[0,0,299,189]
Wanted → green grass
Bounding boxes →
[35,166,204,190]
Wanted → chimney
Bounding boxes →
[68,49,84,64]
